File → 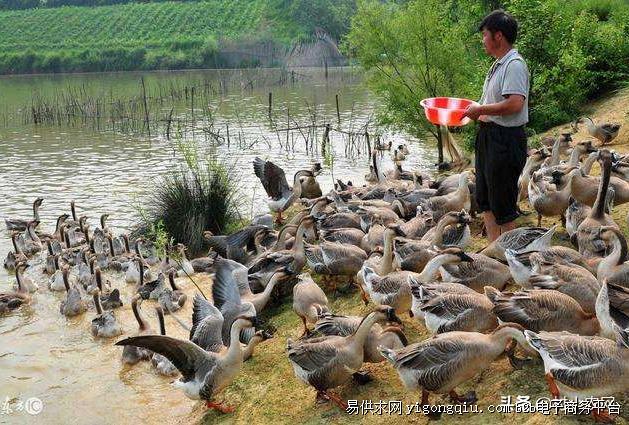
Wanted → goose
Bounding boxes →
[568,151,629,207]
[158,270,187,314]
[576,150,619,257]
[190,250,218,273]
[417,289,498,334]
[518,149,549,203]
[14,262,37,293]
[361,228,396,277]
[541,132,572,157]
[596,227,629,286]
[504,247,595,287]
[151,306,179,377]
[526,258,600,314]
[364,165,378,184]
[214,258,289,315]
[409,281,477,320]
[22,220,43,256]
[391,206,433,238]
[204,225,275,265]
[420,209,471,248]
[300,163,323,199]
[440,252,511,292]
[253,157,311,223]
[356,205,401,232]
[484,287,599,335]
[304,241,368,280]
[421,171,470,221]
[59,266,87,317]
[358,266,417,315]
[286,306,402,409]
[90,290,123,338]
[175,243,195,277]
[116,314,259,413]
[611,158,629,182]
[394,217,469,273]
[479,225,556,261]
[48,255,65,291]
[379,323,531,412]
[359,216,386,253]
[5,197,43,231]
[318,211,362,231]
[525,329,628,423]
[0,262,32,314]
[187,293,269,361]
[5,233,28,271]
[125,255,141,284]
[211,263,258,348]
[293,272,330,336]
[528,167,576,227]
[313,312,407,363]
[136,260,166,300]
[121,295,153,365]
[595,282,629,340]
[75,251,92,288]
[320,227,365,247]
[248,216,315,289]
[90,268,122,310]
[576,116,621,145]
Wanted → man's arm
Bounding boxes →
[463,95,524,120]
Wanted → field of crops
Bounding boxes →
[0,0,305,73]
[2,0,298,50]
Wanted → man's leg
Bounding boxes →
[483,211,501,242]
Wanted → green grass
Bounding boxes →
[0,0,305,73]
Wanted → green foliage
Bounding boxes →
[505,0,629,130]
[345,0,482,141]
[133,137,242,256]
[348,0,629,143]
[274,0,357,41]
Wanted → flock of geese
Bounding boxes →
[1,115,628,421]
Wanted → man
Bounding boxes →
[463,10,529,242]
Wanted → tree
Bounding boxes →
[345,0,484,163]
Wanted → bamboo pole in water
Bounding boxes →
[335,94,341,125]
[140,77,150,135]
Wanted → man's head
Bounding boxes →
[479,10,518,58]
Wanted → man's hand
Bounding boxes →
[462,104,483,120]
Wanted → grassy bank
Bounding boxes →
[188,88,629,424]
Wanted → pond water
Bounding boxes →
[0,67,436,424]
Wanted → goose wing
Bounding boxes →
[525,330,621,390]
[253,157,290,201]
[600,123,621,134]
[212,260,246,345]
[607,283,629,330]
[389,336,469,391]
[490,289,577,331]
[499,227,548,251]
[116,335,217,382]
[190,293,224,352]
[287,336,340,372]
[220,258,253,298]
[314,314,360,337]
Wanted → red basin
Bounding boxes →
[420,97,479,126]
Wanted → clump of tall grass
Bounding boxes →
[134,138,242,256]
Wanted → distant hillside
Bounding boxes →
[0,0,355,74]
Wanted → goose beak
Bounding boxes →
[459,252,473,262]
[386,308,402,325]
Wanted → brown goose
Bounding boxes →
[4,197,43,231]
[485,287,599,335]
[253,157,313,223]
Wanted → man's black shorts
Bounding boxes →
[474,121,527,225]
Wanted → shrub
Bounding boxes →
[133,138,242,255]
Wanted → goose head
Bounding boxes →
[434,247,473,264]
[370,305,402,325]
